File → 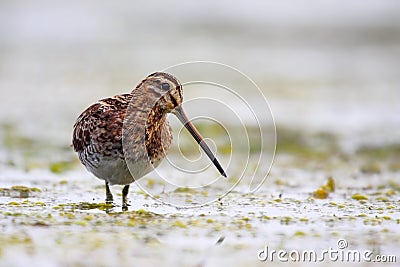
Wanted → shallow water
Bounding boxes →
[1,148,399,266]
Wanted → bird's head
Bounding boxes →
[140,72,183,113]
[136,72,227,177]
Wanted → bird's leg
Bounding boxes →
[122,185,130,211]
[105,181,114,204]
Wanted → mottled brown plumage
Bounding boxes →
[72,72,226,210]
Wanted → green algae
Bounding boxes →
[174,187,194,193]
[293,231,306,237]
[173,220,188,228]
[276,127,339,160]
[312,177,335,199]
[2,123,36,150]
[313,188,329,199]
[357,144,400,173]
[55,202,114,211]
[360,162,381,174]
[0,186,41,198]
[1,123,78,172]
[351,193,369,201]
[49,161,76,174]
[356,144,400,160]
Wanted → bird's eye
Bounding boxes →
[161,83,170,90]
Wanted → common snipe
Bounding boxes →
[72,72,226,210]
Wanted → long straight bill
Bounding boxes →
[174,106,227,177]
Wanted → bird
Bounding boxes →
[72,72,227,210]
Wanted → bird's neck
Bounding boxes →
[122,89,170,166]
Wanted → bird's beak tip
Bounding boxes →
[174,105,228,178]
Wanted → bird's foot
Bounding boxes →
[121,184,130,212]
[122,202,130,212]
[105,197,114,204]
[105,181,114,204]
[122,199,131,212]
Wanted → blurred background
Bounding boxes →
[1,2,399,266]
[0,0,399,167]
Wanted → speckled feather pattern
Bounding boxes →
[73,94,130,166]
[72,72,181,185]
